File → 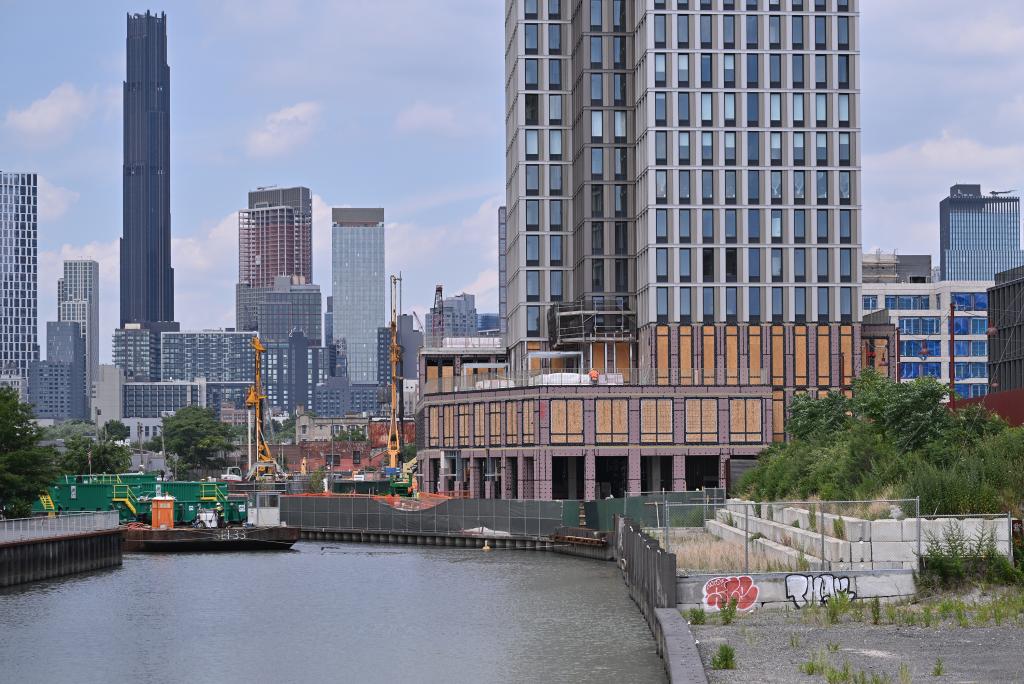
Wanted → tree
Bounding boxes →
[100,419,130,442]
[0,388,59,517]
[308,466,326,493]
[161,406,234,473]
[41,420,96,442]
[60,436,132,475]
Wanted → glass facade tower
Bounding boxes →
[0,172,39,379]
[940,184,1024,281]
[331,208,385,384]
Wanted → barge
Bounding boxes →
[121,524,300,552]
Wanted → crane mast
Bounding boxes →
[386,275,402,469]
[246,335,284,480]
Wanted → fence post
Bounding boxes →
[744,502,749,575]
[662,490,669,553]
[1008,511,1014,565]
[915,497,922,570]
[820,503,827,570]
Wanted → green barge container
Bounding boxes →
[33,474,247,525]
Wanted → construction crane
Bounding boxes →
[245,336,285,480]
[431,284,444,344]
[386,275,402,470]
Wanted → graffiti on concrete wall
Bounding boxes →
[703,575,760,612]
[785,573,856,608]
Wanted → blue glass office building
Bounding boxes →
[940,184,1024,280]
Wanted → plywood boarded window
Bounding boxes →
[817,325,831,387]
[678,326,694,385]
[428,406,440,448]
[729,398,762,443]
[641,398,674,444]
[771,326,785,386]
[749,325,763,385]
[522,400,535,445]
[457,404,471,446]
[656,325,670,385]
[473,403,486,446]
[596,398,629,444]
[550,399,584,445]
[840,324,853,386]
[442,405,455,448]
[506,401,520,446]
[441,364,455,392]
[702,326,716,384]
[772,390,785,442]
[794,325,809,387]
[685,398,718,443]
[725,325,740,385]
[489,402,502,446]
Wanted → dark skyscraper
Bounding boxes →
[121,11,173,326]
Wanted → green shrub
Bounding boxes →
[833,516,847,540]
[687,608,706,625]
[720,596,738,625]
[932,658,944,676]
[919,522,1024,590]
[870,597,881,625]
[800,650,828,676]
[711,644,736,670]
[827,591,851,625]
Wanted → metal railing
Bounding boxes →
[422,367,774,395]
[0,511,120,543]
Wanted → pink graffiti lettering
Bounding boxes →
[703,575,760,612]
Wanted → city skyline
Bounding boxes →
[2,1,1024,362]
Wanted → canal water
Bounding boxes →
[0,542,666,683]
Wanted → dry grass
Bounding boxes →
[671,530,795,573]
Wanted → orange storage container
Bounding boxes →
[151,494,176,529]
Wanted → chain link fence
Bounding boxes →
[0,511,119,543]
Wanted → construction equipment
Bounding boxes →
[245,336,286,480]
[386,275,402,470]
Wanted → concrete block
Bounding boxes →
[870,519,903,543]
[870,541,917,564]
[852,571,916,600]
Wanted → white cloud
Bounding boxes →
[37,177,80,222]
[863,131,1024,254]
[4,83,92,143]
[395,101,462,137]
[245,101,321,157]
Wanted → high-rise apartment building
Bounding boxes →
[160,329,254,382]
[255,276,322,344]
[988,266,1024,393]
[331,208,385,384]
[0,172,38,379]
[324,295,334,348]
[504,0,861,369]
[498,206,508,337]
[57,259,99,393]
[940,184,1024,281]
[28,321,87,421]
[425,292,479,340]
[236,186,313,330]
[122,11,174,327]
[113,321,179,382]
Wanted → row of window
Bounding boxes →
[664,92,851,129]
[863,292,989,313]
[651,12,852,52]
[524,0,854,23]
[653,284,854,323]
[653,208,854,245]
[650,122,853,169]
[900,340,989,358]
[897,317,989,335]
[426,396,763,447]
[653,168,854,205]
[653,52,853,91]
[898,362,988,381]
[656,245,853,282]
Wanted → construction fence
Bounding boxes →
[280,495,577,538]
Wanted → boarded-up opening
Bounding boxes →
[473,403,485,446]
[685,398,718,443]
[729,398,763,443]
[596,398,629,444]
[817,325,831,387]
[772,390,785,442]
[771,326,785,386]
[749,325,763,384]
[550,399,584,445]
[656,325,670,385]
[725,325,740,385]
[489,402,502,446]
[702,326,716,384]
[522,400,535,445]
[840,324,854,386]
[795,325,809,387]
[679,326,694,385]
[640,398,674,443]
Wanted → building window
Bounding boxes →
[550,270,563,301]
[526,270,540,301]
[685,398,718,443]
[657,287,669,323]
[526,235,540,266]
[550,399,583,445]
[527,306,540,337]
[592,222,604,255]
[525,59,538,89]
[596,398,629,444]
[730,398,762,442]
[641,398,674,444]
[680,209,692,243]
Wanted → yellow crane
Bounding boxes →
[386,275,402,470]
[245,335,285,480]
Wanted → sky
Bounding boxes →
[2,0,1023,362]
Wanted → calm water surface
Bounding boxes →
[0,542,666,683]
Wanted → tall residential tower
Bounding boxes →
[331,208,385,384]
[939,184,1024,281]
[57,259,99,394]
[0,172,39,379]
[121,11,174,327]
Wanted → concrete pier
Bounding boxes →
[0,530,122,588]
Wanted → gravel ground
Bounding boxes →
[691,606,1024,683]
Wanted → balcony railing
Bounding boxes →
[421,367,775,395]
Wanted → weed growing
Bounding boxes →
[711,644,736,670]
[686,607,706,625]
[720,596,739,625]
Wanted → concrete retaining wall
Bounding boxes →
[0,530,122,587]
[678,569,917,611]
